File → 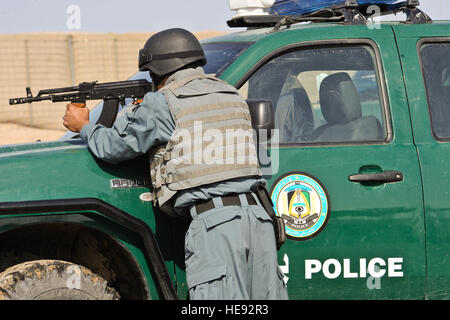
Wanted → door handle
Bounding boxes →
[349,170,403,184]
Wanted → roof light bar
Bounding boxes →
[227,0,430,28]
[270,0,398,16]
[229,0,276,18]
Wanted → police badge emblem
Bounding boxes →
[270,172,330,241]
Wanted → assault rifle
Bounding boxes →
[9,79,152,127]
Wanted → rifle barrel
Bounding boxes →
[9,96,50,105]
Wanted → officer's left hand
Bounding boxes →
[63,103,90,133]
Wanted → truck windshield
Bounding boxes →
[61,41,252,140]
[202,42,253,75]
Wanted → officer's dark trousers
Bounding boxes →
[185,193,289,300]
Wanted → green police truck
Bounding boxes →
[0,0,449,300]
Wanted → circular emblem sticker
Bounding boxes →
[270,172,330,241]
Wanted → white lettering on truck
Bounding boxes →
[305,257,404,280]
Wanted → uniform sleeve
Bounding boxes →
[80,91,175,164]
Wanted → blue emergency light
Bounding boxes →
[270,0,398,15]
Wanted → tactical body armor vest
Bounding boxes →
[149,70,262,216]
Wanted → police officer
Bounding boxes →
[63,28,288,300]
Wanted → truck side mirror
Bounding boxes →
[247,99,274,141]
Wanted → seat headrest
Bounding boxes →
[275,73,314,142]
[319,72,362,125]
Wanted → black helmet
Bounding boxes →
[138,28,207,77]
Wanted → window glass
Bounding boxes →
[239,45,386,144]
[202,42,253,75]
[419,42,450,139]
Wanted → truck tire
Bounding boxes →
[0,260,120,300]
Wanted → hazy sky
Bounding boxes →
[0,0,448,33]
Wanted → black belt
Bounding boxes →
[194,193,257,215]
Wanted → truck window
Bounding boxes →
[419,41,450,139]
[202,42,253,76]
[240,45,387,144]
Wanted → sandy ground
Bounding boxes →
[0,123,65,145]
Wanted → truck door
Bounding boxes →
[393,23,450,299]
[230,25,426,299]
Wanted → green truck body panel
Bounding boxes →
[0,20,449,300]
[392,22,450,299]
